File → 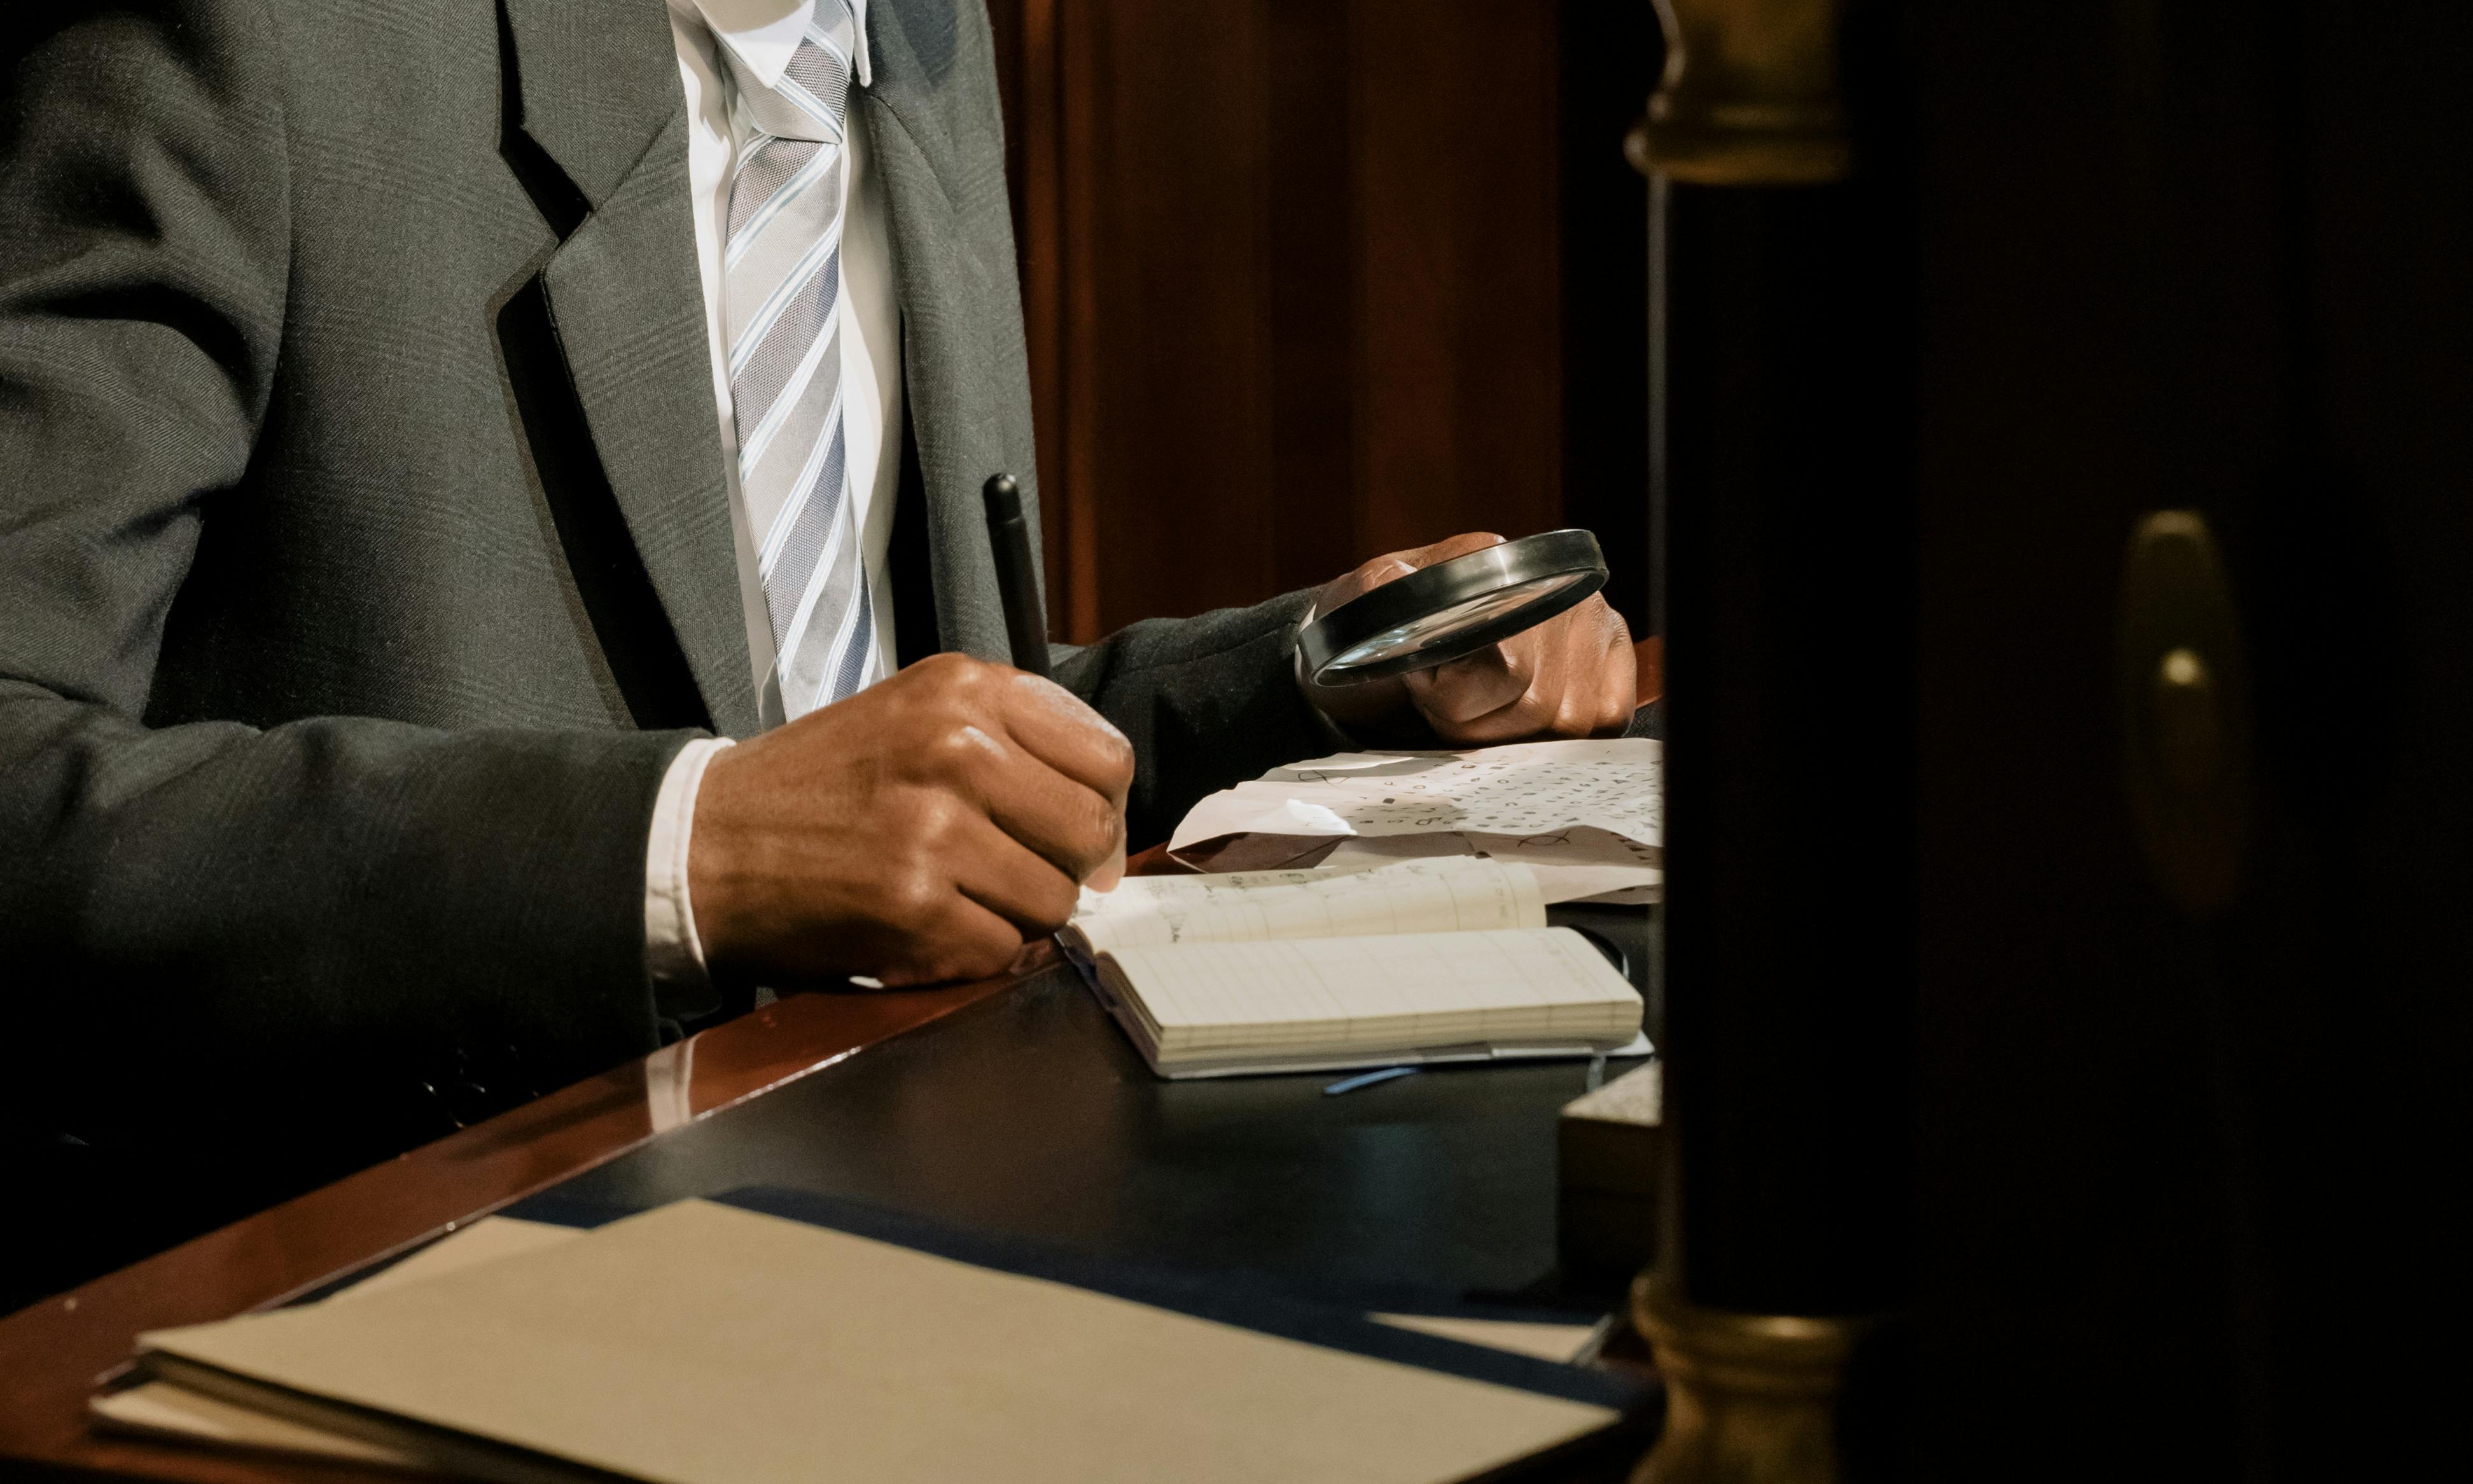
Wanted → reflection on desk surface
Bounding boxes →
[543,951,1653,1308]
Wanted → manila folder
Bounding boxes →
[137,1198,1617,1484]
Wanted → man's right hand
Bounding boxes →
[687,653,1134,988]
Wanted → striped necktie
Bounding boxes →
[718,2,874,723]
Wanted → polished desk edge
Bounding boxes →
[0,958,1038,1480]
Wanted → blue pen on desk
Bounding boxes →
[1324,1066,1421,1096]
[982,473,1050,678]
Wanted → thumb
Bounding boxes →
[1398,531,1507,572]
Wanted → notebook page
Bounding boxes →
[1106,927,1641,1062]
[1068,857,1543,955]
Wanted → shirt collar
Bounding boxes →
[685,0,870,90]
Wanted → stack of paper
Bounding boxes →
[1167,739,1662,904]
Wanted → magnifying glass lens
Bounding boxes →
[1325,571,1598,675]
[1298,529,1611,686]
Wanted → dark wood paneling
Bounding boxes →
[1070,1,1282,638]
[1265,0,1360,599]
[988,2,1646,643]
[985,0,1077,636]
[1350,1,1565,560]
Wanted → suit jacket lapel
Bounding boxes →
[856,0,1042,666]
[501,0,760,736]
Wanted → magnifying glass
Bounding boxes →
[1297,529,1611,687]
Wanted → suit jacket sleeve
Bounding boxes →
[1051,591,1354,851]
[0,3,679,1167]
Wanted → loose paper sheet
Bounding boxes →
[1167,739,1662,903]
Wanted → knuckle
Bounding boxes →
[926,726,1005,788]
[1071,789,1121,856]
[914,791,978,847]
[923,726,977,772]
[881,865,946,927]
[918,651,1000,702]
[905,651,963,688]
[1096,730,1136,790]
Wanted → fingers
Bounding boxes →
[1402,530,1507,569]
[1404,644,1529,724]
[1412,595,1636,744]
[686,651,1132,990]
[875,658,1130,882]
[891,804,1094,986]
[1000,672,1136,803]
[1305,532,1510,738]
[987,672,1130,880]
[1592,631,1638,735]
[1428,662,1561,743]
[1349,555,1419,596]
[1321,532,1507,609]
[945,807,1085,936]
[978,751,1123,884]
[847,809,1078,987]
[1085,835,1127,893]
[871,892,1033,988]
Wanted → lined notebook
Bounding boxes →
[120,1193,1638,1484]
[1062,859,1645,1078]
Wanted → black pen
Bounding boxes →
[981,472,1051,678]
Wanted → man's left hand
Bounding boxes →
[1303,532,1637,745]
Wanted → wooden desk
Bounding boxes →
[0,971,1024,1483]
[0,857,1657,1483]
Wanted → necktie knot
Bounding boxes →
[720,0,857,143]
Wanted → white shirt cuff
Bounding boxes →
[645,736,734,995]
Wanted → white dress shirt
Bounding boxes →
[645,0,905,996]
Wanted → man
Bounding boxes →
[0,0,1635,1286]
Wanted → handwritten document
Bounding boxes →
[1166,739,1662,903]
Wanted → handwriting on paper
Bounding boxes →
[1166,739,1662,905]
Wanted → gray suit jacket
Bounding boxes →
[0,0,1344,1214]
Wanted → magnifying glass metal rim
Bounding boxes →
[1299,529,1610,686]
